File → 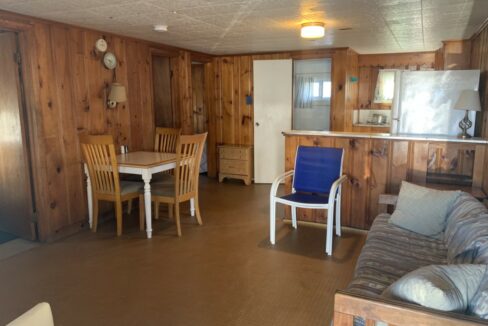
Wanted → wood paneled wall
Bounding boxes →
[331,49,359,132]
[205,49,340,177]
[191,64,207,134]
[170,51,193,134]
[152,56,172,128]
[1,10,198,241]
[358,52,437,69]
[442,40,472,70]
[470,21,488,192]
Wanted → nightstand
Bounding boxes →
[218,145,253,185]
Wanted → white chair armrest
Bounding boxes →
[328,175,348,206]
[7,302,54,326]
[270,170,295,198]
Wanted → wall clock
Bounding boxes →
[103,52,117,70]
[95,38,107,53]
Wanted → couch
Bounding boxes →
[334,191,488,325]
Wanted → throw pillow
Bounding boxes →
[383,264,486,312]
[389,181,460,238]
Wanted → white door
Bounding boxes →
[253,59,292,183]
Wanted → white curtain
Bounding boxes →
[374,70,396,103]
[294,76,314,108]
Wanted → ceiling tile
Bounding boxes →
[0,0,486,54]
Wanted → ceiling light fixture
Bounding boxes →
[300,22,325,39]
[153,24,168,32]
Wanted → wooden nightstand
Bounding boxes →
[218,145,253,185]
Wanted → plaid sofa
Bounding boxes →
[346,192,488,297]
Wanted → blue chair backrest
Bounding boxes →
[293,146,343,194]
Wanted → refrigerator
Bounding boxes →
[390,70,480,136]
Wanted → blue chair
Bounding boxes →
[269,146,347,255]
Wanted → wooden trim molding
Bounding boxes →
[0,15,33,31]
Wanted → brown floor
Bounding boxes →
[0,177,366,326]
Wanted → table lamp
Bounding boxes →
[453,90,481,138]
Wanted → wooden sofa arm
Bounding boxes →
[334,291,487,326]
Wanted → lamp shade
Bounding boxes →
[453,90,481,111]
[108,83,127,102]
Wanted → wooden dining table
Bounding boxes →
[84,151,178,238]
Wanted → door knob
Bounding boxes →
[255,122,260,126]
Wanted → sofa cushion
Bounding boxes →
[389,181,460,238]
[444,192,488,264]
[469,270,488,319]
[383,264,486,313]
[346,214,447,297]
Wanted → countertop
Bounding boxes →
[282,130,488,144]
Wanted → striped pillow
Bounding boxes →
[444,193,488,263]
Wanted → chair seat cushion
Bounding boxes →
[151,183,175,197]
[120,181,143,195]
[151,174,175,185]
[347,214,447,297]
[279,192,329,204]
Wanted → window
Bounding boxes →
[322,81,331,98]
[311,80,331,99]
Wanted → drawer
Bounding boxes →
[219,147,249,160]
[220,159,248,175]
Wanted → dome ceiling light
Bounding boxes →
[300,22,325,39]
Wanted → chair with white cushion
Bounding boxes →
[269,146,347,255]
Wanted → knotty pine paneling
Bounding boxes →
[206,49,353,177]
[470,21,488,193]
[358,51,436,69]
[356,51,436,113]
[206,55,255,177]
[191,64,206,134]
[2,10,195,241]
[442,40,472,70]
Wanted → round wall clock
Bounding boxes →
[95,38,107,53]
[103,52,117,70]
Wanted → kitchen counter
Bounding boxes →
[283,130,488,144]
[352,123,391,128]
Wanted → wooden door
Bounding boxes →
[152,55,173,127]
[0,32,36,240]
[253,59,293,183]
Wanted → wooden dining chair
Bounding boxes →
[80,135,143,236]
[140,132,207,236]
[154,127,181,153]
[151,127,181,219]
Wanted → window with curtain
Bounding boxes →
[294,76,331,108]
[374,70,395,104]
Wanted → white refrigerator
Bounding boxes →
[390,70,480,136]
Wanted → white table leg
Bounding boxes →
[142,170,153,238]
[190,198,195,217]
[84,164,93,228]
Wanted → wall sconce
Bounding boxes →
[107,83,127,108]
